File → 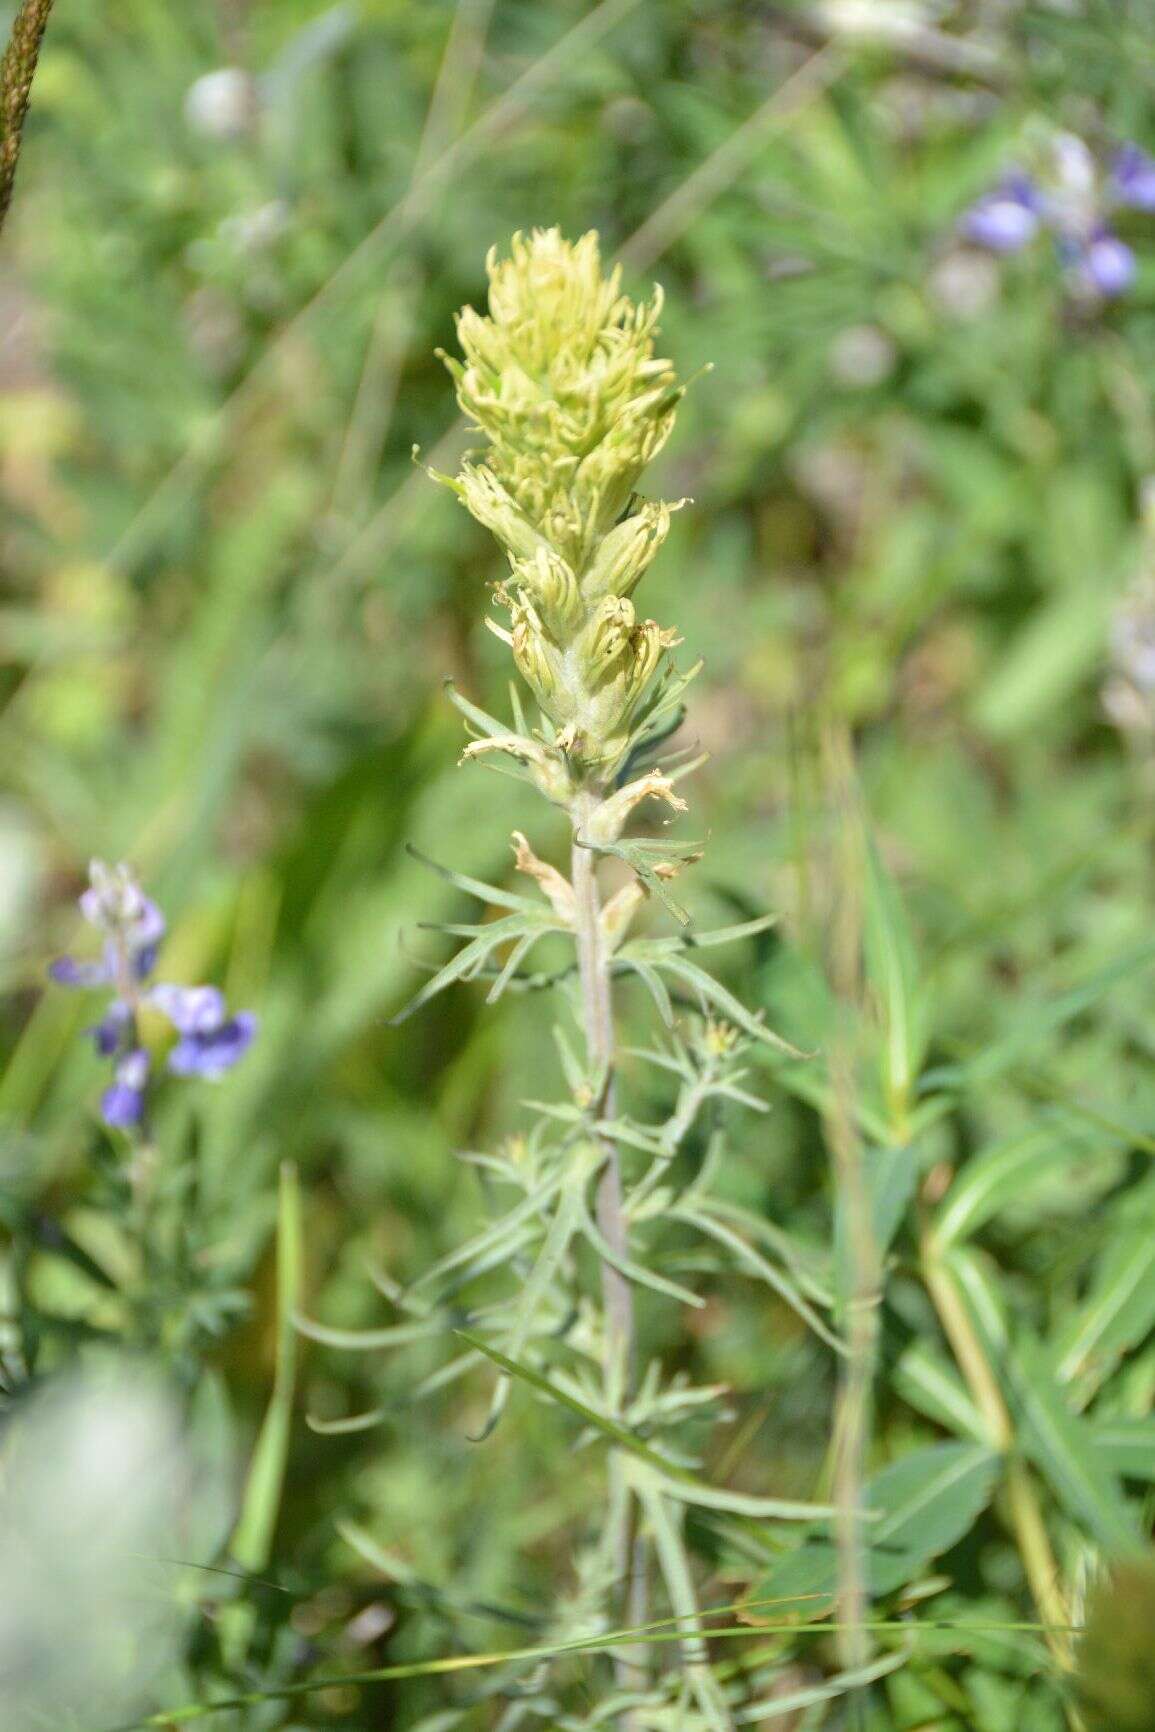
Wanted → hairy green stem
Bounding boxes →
[572,789,647,1696]
[571,793,635,1399]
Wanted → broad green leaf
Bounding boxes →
[868,1141,920,1260]
[1093,1419,1155,1481]
[1054,1217,1155,1400]
[974,583,1111,740]
[742,1443,1000,1624]
[834,1140,918,1306]
[893,1341,990,1445]
[1010,1331,1141,1557]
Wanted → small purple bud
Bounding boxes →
[49,955,113,988]
[1113,143,1155,211]
[1080,231,1136,297]
[134,944,160,981]
[168,1011,257,1080]
[960,192,1040,253]
[131,897,166,951]
[89,1000,131,1057]
[100,1049,150,1129]
[1004,170,1044,212]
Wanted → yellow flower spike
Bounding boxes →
[440,228,688,782]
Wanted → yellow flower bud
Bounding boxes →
[581,500,678,601]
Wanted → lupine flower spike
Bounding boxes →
[961,130,1155,299]
[50,861,256,1128]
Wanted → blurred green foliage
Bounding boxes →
[6,1,1155,1725]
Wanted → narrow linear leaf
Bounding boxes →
[675,1202,845,1356]
[935,1124,1094,1247]
[734,1646,910,1723]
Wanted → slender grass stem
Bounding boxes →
[920,1233,1075,1681]
[822,725,879,1711]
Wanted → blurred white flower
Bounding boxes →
[219,198,290,254]
[184,67,256,141]
[828,324,897,388]
[929,248,1001,319]
[0,1368,232,1730]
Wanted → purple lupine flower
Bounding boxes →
[90,999,132,1058]
[168,1011,257,1080]
[1079,230,1136,297]
[49,860,257,1129]
[49,954,115,988]
[960,133,1154,303]
[151,983,256,1079]
[79,861,166,979]
[960,177,1041,253]
[1113,144,1155,212]
[100,1050,150,1129]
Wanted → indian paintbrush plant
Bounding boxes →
[365,229,850,1727]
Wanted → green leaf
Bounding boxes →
[586,834,704,925]
[863,841,928,1127]
[390,911,558,1023]
[1054,1218,1155,1400]
[864,1140,918,1263]
[742,1443,1000,1624]
[1092,1419,1155,1481]
[936,944,1155,1095]
[674,1200,845,1355]
[892,1342,990,1445]
[734,1647,911,1723]
[221,1164,303,1669]
[652,951,805,1056]
[405,843,538,913]
[454,1328,695,1477]
[1009,1331,1141,1557]
[635,1478,730,1732]
[686,912,780,949]
[934,1123,1096,1247]
[412,1168,567,1291]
